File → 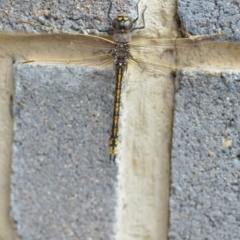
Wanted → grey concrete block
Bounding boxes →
[178,0,240,40]
[169,71,240,240]
[5,0,240,239]
[0,0,139,34]
[8,0,172,239]
[12,64,117,240]
[170,1,240,239]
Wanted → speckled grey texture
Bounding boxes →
[170,1,240,239]
[169,72,240,240]
[178,0,240,40]
[0,0,139,34]
[6,1,140,239]
[7,0,240,239]
[12,64,117,240]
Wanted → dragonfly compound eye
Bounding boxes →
[112,13,133,32]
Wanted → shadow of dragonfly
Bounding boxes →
[18,0,230,162]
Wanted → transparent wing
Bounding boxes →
[123,54,175,96]
[130,34,240,78]
[12,31,240,96]
[126,34,240,96]
[25,52,114,70]
[130,33,226,52]
[6,32,115,65]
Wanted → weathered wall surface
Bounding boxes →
[169,1,240,239]
[0,0,239,240]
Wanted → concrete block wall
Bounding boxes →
[170,1,240,239]
[0,0,239,239]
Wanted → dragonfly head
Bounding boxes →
[112,13,133,33]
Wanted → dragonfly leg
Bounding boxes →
[131,3,147,32]
[107,0,113,22]
[132,0,142,23]
[92,0,113,34]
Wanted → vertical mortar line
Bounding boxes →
[0,57,17,240]
[115,0,181,239]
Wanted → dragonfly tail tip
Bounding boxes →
[109,154,116,163]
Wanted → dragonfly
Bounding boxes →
[20,0,226,162]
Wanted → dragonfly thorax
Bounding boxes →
[112,13,133,33]
[112,42,131,71]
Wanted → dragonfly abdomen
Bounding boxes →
[109,39,132,162]
[109,66,124,162]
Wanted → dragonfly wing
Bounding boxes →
[129,56,175,76]
[125,54,175,96]
[15,32,115,68]
[130,35,240,80]
[26,53,114,70]
[17,32,115,51]
[130,34,226,53]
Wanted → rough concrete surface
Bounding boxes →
[12,64,117,239]
[3,0,177,239]
[0,0,239,240]
[178,0,240,40]
[169,1,240,240]
[0,0,140,34]
[170,72,240,240]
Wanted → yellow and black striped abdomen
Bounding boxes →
[109,67,124,162]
